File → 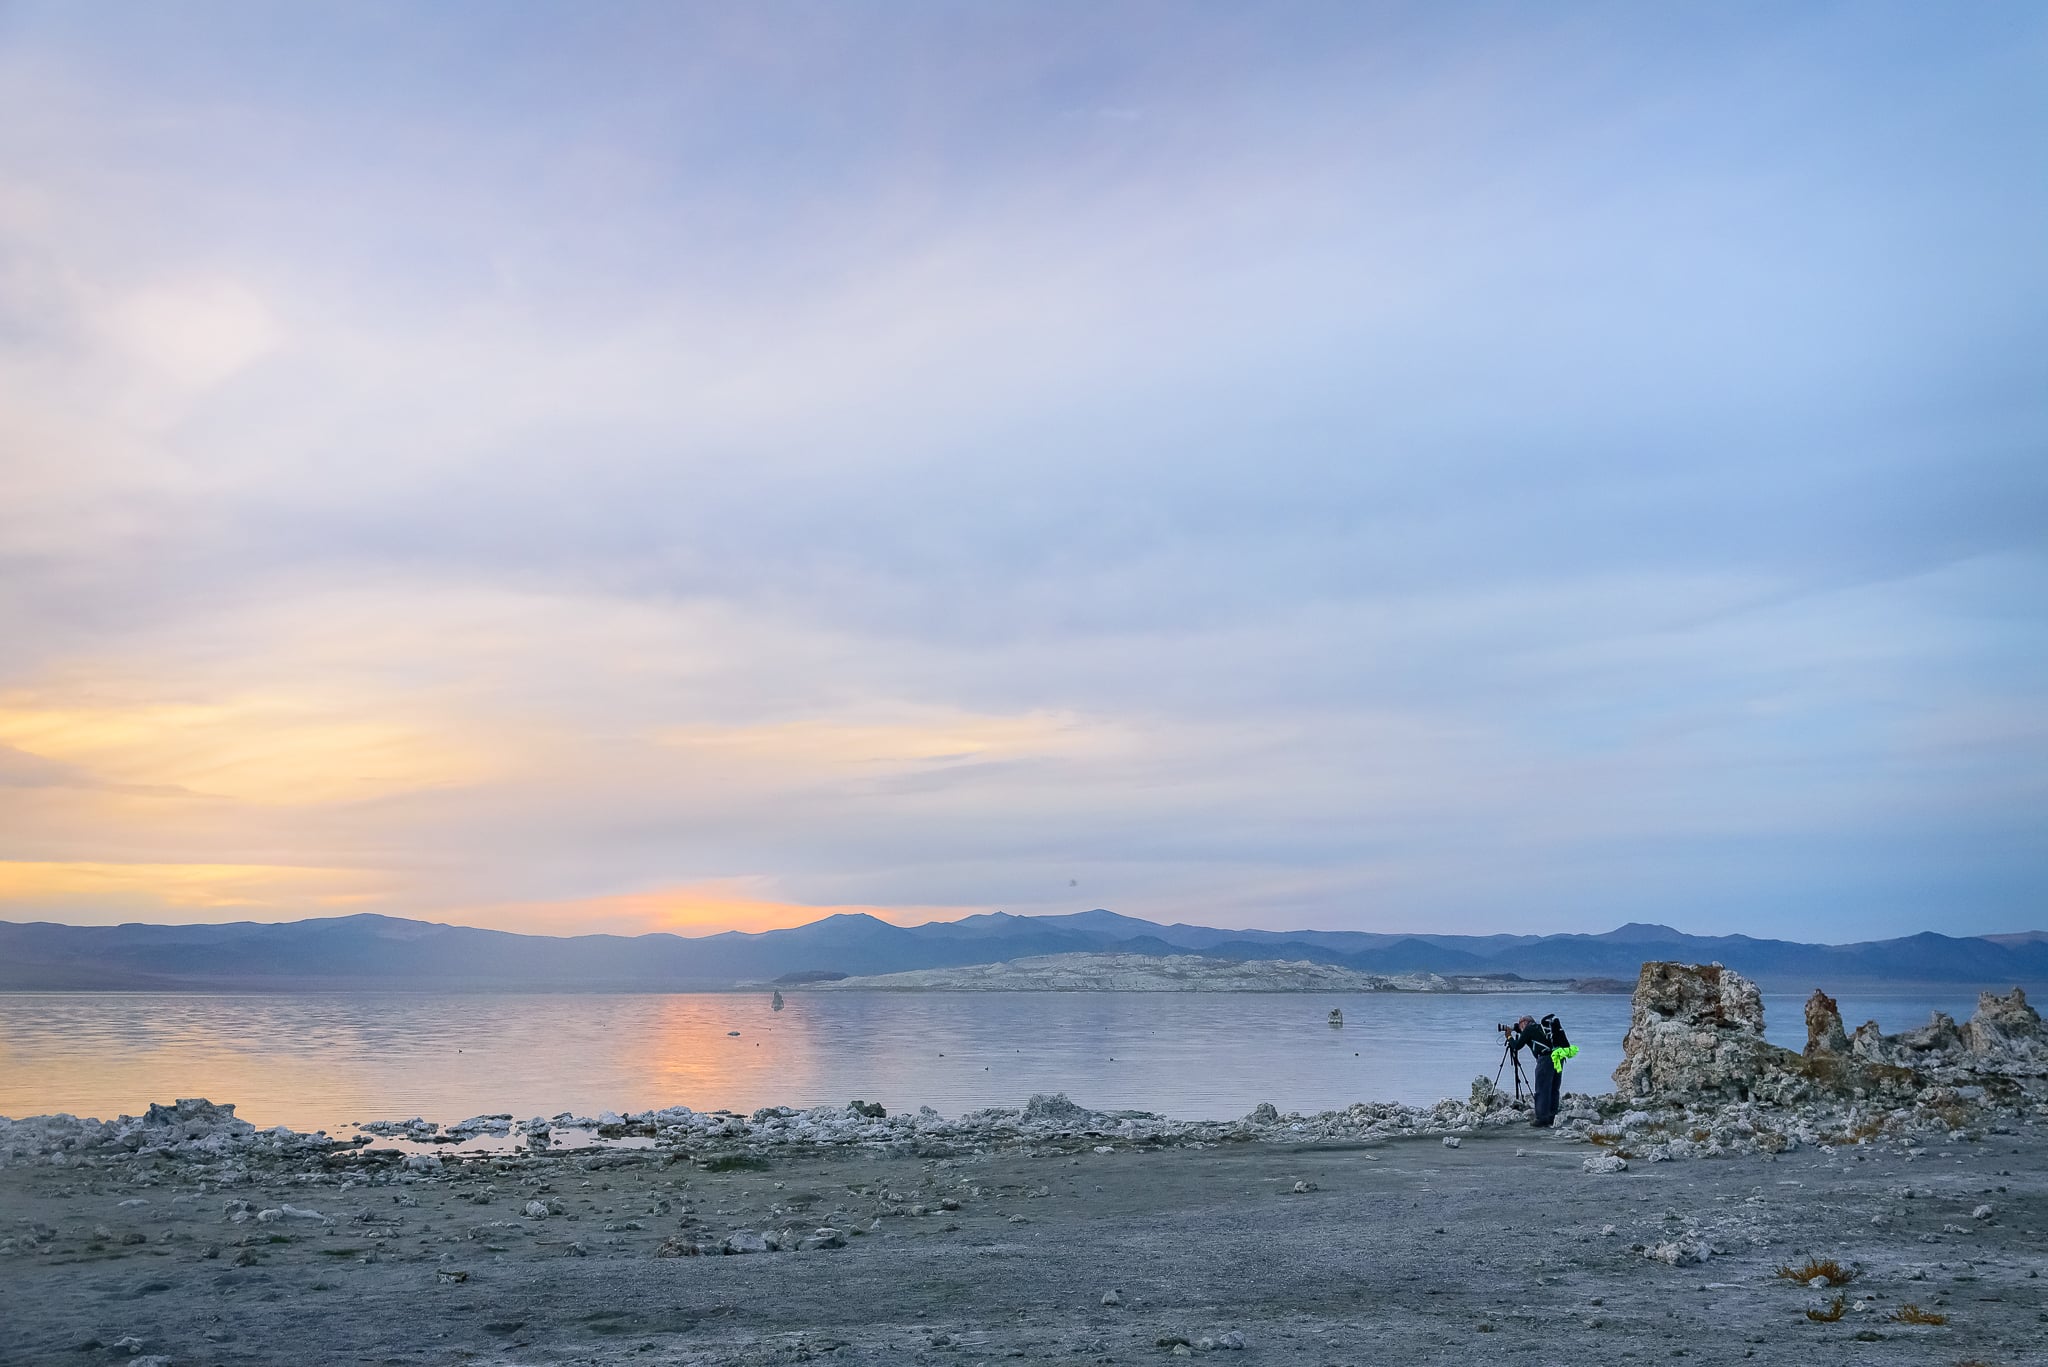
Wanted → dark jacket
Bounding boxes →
[1507,1016,1568,1063]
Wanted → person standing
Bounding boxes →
[1501,1013,1576,1127]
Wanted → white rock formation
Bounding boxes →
[806,952,1445,992]
[1613,962,1793,1100]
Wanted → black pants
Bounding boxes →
[1532,1055,1561,1126]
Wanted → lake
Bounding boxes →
[0,987,2009,1133]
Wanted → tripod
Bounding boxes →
[1494,1036,1529,1109]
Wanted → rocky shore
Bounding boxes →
[2,969,2044,1365]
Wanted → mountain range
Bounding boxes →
[1,910,2044,992]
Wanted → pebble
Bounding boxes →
[1101,1290,1123,1307]
[256,1204,331,1225]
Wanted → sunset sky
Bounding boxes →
[0,3,2042,940]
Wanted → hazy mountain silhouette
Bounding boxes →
[0,910,2041,992]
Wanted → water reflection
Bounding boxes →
[0,988,2008,1131]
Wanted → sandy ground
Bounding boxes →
[3,1122,2044,1367]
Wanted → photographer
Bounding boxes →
[1498,1013,1577,1127]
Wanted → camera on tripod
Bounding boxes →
[1493,1021,1530,1108]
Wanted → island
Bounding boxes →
[797,951,1579,992]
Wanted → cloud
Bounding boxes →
[100,278,279,389]
[0,4,2041,939]
[466,880,979,939]
[0,860,391,917]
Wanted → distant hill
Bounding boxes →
[0,910,2042,992]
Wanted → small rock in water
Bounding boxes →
[1583,1154,1628,1174]
[111,1335,146,1354]
[1291,1180,1318,1194]
[1101,1290,1124,1307]
[523,1201,550,1219]
[1442,1136,1462,1149]
[1972,1203,1995,1220]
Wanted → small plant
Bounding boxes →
[1890,1305,1947,1325]
[1806,1295,1848,1323]
[1777,1258,1856,1286]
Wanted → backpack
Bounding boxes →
[1541,1014,1570,1049]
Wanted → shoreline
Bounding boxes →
[3,1088,2042,1366]
[5,970,2044,1363]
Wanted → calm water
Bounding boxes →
[0,989,2007,1132]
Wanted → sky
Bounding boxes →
[0,2,2042,942]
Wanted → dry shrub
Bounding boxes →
[1822,1115,1891,1146]
[1890,1305,1947,1325]
[1777,1258,1856,1286]
[1806,1295,1848,1323]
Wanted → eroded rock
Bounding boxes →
[1804,990,1850,1056]
[1613,963,1793,1100]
